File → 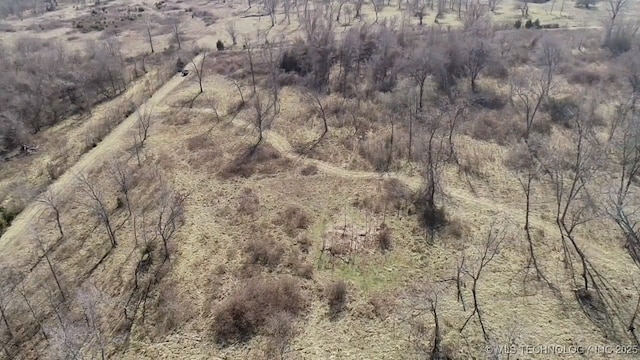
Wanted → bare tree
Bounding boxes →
[16,280,47,340]
[77,284,108,360]
[605,0,629,45]
[459,224,505,342]
[136,105,153,148]
[33,232,66,302]
[506,139,551,286]
[464,40,491,93]
[252,92,275,147]
[544,99,602,291]
[404,45,430,110]
[264,0,278,27]
[0,268,19,339]
[76,173,117,248]
[225,22,238,46]
[144,15,155,53]
[155,176,187,262]
[170,17,183,50]
[110,161,135,218]
[38,189,64,238]
[413,0,427,25]
[510,69,548,139]
[304,90,329,143]
[191,51,208,94]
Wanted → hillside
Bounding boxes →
[1,0,640,359]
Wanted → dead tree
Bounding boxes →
[76,173,117,248]
[459,224,505,342]
[77,284,107,360]
[38,189,64,238]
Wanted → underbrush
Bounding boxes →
[212,276,307,345]
[219,144,290,179]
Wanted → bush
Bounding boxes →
[300,164,318,176]
[0,206,18,236]
[525,19,533,29]
[326,280,348,319]
[245,238,284,269]
[514,19,522,29]
[376,223,392,252]
[545,97,579,128]
[237,187,260,216]
[220,145,287,179]
[606,30,633,56]
[212,276,306,345]
[383,178,413,214]
[278,206,311,237]
[468,90,506,110]
[216,39,224,51]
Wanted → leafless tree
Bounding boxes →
[459,223,505,342]
[262,41,283,116]
[136,105,153,148]
[506,139,551,286]
[537,36,565,96]
[144,15,155,53]
[110,161,135,218]
[605,0,629,45]
[618,49,640,107]
[544,99,602,291]
[463,1,487,29]
[252,92,275,148]
[413,0,427,25]
[38,189,64,238]
[510,69,548,139]
[355,0,365,18]
[464,40,491,93]
[76,172,117,248]
[404,45,430,110]
[16,280,47,340]
[155,176,187,262]
[225,22,238,46]
[170,17,183,50]
[191,51,208,94]
[609,99,640,266]
[32,232,66,302]
[264,0,278,27]
[304,90,329,143]
[77,284,108,360]
[0,268,19,339]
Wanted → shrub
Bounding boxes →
[383,178,413,214]
[326,280,348,319]
[216,39,224,51]
[525,19,533,29]
[533,19,540,29]
[376,223,392,252]
[545,97,579,127]
[606,30,633,56]
[245,238,283,269]
[220,145,286,179]
[0,206,18,236]
[300,164,318,176]
[514,19,522,29]
[237,187,260,216]
[468,90,506,110]
[212,276,306,345]
[278,206,311,237]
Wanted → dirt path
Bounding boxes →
[0,55,204,252]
